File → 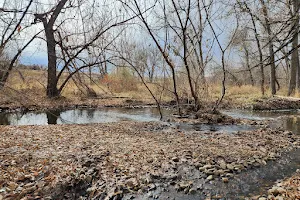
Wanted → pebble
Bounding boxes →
[172,157,179,162]
[7,182,18,191]
[268,187,286,196]
[258,197,267,200]
[222,177,229,183]
[189,188,197,194]
[206,175,213,180]
[275,196,284,200]
[225,173,234,178]
[86,186,97,193]
[219,162,227,170]
[226,164,234,170]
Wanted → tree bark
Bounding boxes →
[244,45,254,86]
[35,0,68,98]
[45,25,59,97]
[288,0,299,95]
[260,0,276,95]
[294,0,300,91]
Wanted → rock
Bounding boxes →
[226,164,234,170]
[86,186,97,193]
[165,174,177,181]
[126,178,139,190]
[147,192,153,198]
[199,164,213,171]
[189,187,197,194]
[85,175,93,182]
[206,175,213,181]
[261,160,267,165]
[258,197,267,200]
[87,168,95,175]
[217,169,225,176]
[205,169,215,175]
[7,182,18,191]
[24,183,35,189]
[268,195,275,199]
[268,187,286,196]
[234,164,244,171]
[212,195,222,199]
[275,197,284,200]
[253,162,261,167]
[148,183,156,191]
[146,158,154,163]
[176,181,193,191]
[225,173,234,178]
[222,178,229,183]
[172,157,179,162]
[259,147,267,153]
[219,162,227,170]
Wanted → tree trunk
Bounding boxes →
[244,45,254,86]
[244,2,265,95]
[45,26,59,97]
[294,0,300,91]
[288,0,299,95]
[260,0,276,95]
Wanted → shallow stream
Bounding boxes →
[0,107,300,198]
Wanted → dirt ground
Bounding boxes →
[0,122,299,199]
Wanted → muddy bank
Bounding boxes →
[251,96,300,111]
[0,97,160,114]
[0,122,299,199]
[250,170,300,200]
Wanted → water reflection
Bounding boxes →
[0,107,162,125]
[0,113,9,125]
[276,116,300,135]
[46,110,61,124]
[223,109,300,135]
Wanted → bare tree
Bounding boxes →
[0,0,36,88]
[31,0,139,98]
[288,0,299,95]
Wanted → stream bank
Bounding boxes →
[0,120,299,200]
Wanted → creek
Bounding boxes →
[1,107,300,199]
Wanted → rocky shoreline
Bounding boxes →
[0,121,299,199]
[250,169,300,200]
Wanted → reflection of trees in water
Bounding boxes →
[286,116,300,135]
[87,109,95,119]
[0,113,9,125]
[47,110,61,124]
[285,116,300,134]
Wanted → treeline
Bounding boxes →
[0,0,299,113]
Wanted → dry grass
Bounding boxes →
[2,69,300,108]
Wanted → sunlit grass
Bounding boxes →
[2,68,300,107]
